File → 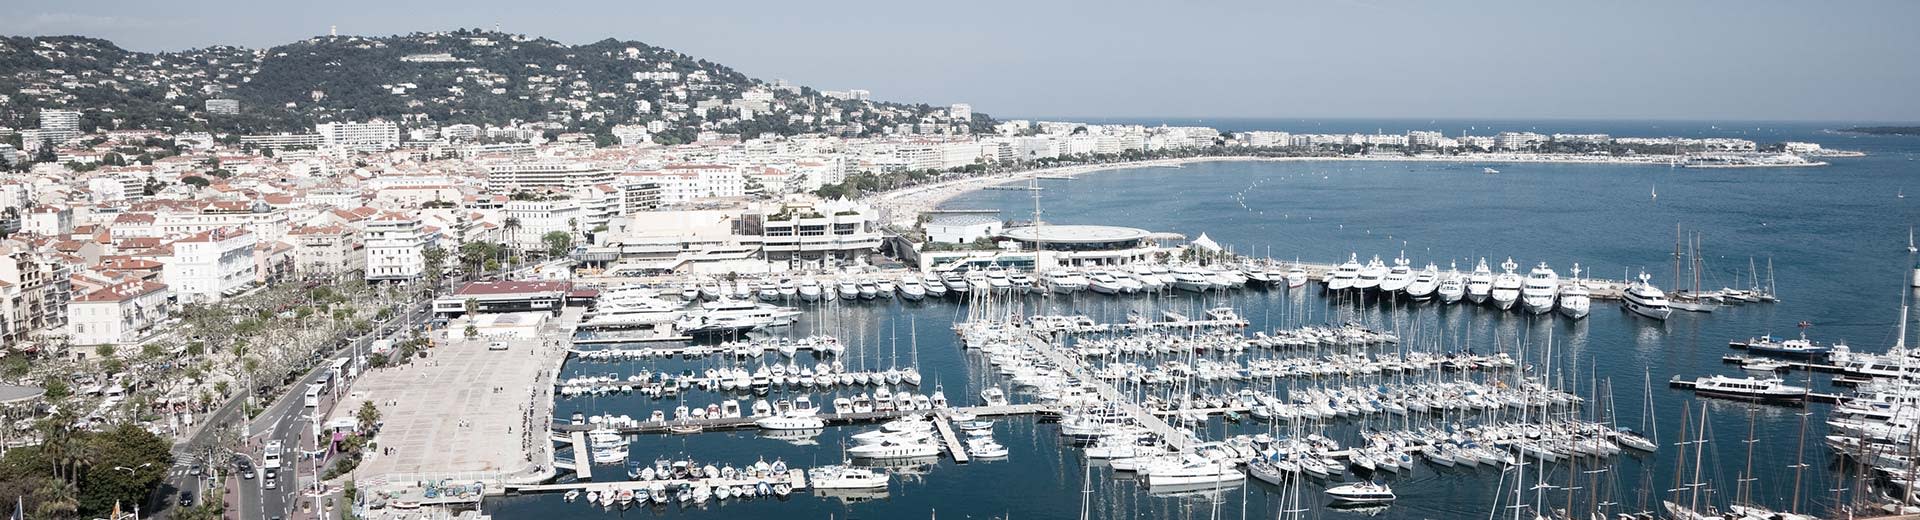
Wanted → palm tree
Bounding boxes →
[502,216,523,260]
[33,478,79,518]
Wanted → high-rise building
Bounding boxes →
[317,121,401,152]
[949,103,972,121]
[38,109,80,132]
[484,162,617,192]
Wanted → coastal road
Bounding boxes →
[153,298,433,519]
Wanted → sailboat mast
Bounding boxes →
[1673,223,1684,294]
[1689,402,1709,514]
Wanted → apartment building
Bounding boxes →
[363,214,439,282]
[66,280,172,347]
[161,227,258,303]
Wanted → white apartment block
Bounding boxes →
[162,227,259,303]
[66,280,172,346]
[505,200,587,248]
[240,133,325,149]
[758,199,882,266]
[288,225,365,276]
[363,214,439,282]
[484,162,617,192]
[39,109,80,132]
[317,121,401,152]
[156,202,292,243]
[625,164,745,204]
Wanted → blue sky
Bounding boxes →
[4,0,1917,122]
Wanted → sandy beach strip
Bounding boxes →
[867,153,1688,228]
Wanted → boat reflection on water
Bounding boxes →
[813,486,890,504]
[1141,481,1244,498]
[1327,502,1393,516]
[757,428,824,446]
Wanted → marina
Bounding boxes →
[466,125,1920,520]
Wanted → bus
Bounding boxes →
[262,440,282,469]
[302,383,324,408]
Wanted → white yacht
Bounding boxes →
[1354,255,1388,291]
[846,438,939,459]
[965,269,992,292]
[756,280,780,301]
[921,272,948,297]
[1466,258,1494,303]
[1141,455,1245,487]
[1622,271,1673,320]
[1007,271,1037,293]
[984,266,1013,292]
[1327,254,1363,291]
[1325,482,1396,504]
[857,278,881,299]
[1087,270,1126,295]
[1437,262,1466,303]
[807,465,889,489]
[699,298,802,326]
[1489,257,1522,310]
[1405,263,1439,300]
[897,274,927,301]
[1519,262,1559,314]
[1044,269,1090,293]
[797,278,823,302]
[1171,266,1213,292]
[1558,263,1592,319]
[1378,255,1414,293]
[1110,270,1145,293]
[777,278,798,299]
[836,279,861,300]
[583,294,684,328]
[942,271,969,294]
[1285,264,1309,288]
[1691,375,1809,402]
[1129,264,1167,291]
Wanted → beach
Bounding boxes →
[867,153,1694,228]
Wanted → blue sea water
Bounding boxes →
[490,120,1920,519]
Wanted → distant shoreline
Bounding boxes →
[870,153,1695,227]
[1842,126,1920,136]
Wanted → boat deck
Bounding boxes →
[1666,376,1845,403]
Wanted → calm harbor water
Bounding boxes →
[491,120,1920,519]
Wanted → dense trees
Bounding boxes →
[1,31,976,138]
[0,420,173,519]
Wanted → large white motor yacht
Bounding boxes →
[1519,262,1559,314]
[1489,257,1523,310]
[1557,263,1592,319]
[1466,258,1494,304]
[1622,271,1673,320]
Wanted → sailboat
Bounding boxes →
[1652,183,1659,201]
[1908,227,1916,254]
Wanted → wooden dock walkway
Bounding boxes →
[934,414,968,464]
[1019,333,1192,450]
[503,469,806,494]
[569,431,592,480]
[555,403,1053,434]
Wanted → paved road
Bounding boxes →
[153,298,434,520]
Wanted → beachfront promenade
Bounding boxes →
[339,308,581,492]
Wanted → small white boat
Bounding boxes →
[1325,481,1396,504]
